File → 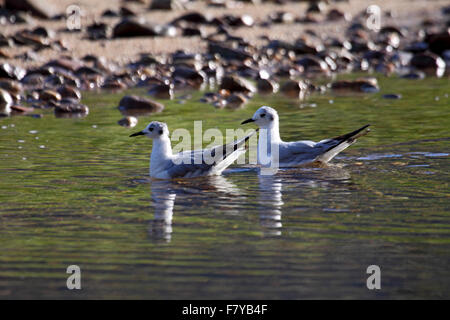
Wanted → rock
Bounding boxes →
[400,71,425,80]
[11,105,34,115]
[0,63,26,81]
[40,89,62,102]
[57,85,81,100]
[327,8,348,21]
[410,52,446,76]
[426,32,450,56]
[331,78,379,93]
[225,93,247,109]
[54,102,89,118]
[118,95,164,116]
[280,80,308,99]
[172,67,206,86]
[295,55,329,73]
[219,75,256,93]
[118,116,138,128]
[113,18,158,38]
[87,22,111,40]
[148,82,174,99]
[257,78,279,94]
[208,42,252,61]
[149,0,184,10]
[0,88,13,116]
[4,0,59,19]
[382,94,402,99]
[0,79,23,97]
[269,11,294,24]
[171,12,209,25]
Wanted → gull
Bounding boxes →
[241,106,370,168]
[130,121,255,179]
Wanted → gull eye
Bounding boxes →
[261,113,266,118]
[159,130,163,135]
[149,127,153,132]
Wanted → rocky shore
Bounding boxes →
[0,0,449,125]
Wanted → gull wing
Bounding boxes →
[166,130,256,178]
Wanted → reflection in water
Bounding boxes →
[258,174,284,236]
[148,175,242,242]
[257,165,352,236]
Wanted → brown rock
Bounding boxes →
[219,75,256,93]
[148,83,174,99]
[118,95,164,116]
[280,80,308,99]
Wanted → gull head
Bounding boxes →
[130,121,169,139]
[241,106,278,128]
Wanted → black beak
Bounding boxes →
[241,118,254,125]
[129,131,145,137]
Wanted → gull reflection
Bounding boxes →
[148,175,242,242]
[258,173,284,236]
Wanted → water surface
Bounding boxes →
[0,75,449,299]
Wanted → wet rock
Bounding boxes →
[113,18,158,38]
[54,102,89,118]
[172,67,206,86]
[118,116,138,128]
[44,58,83,72]
[331,78,379,93]
[225,93,247,109]
[280,80,308,99]
[150,0,184,10]
[148,82,174,99]
[221,14,254,27]
[219,75,256,93]
[0,88,13,116]
[4,0,59,19]
[0,79,23,98]
[295,55,329,73]
[257,78,279,94]
[102,79,128,91]
[11,104,34,115]
[102,9,119,17]
[57,85,81,100]
[410,52,446,76]
[0,63,26,81]
[118,95,165,116]
[426,32,450,56]
[382,94,402,99]
[208,42,252,61]
[400,71,426,80]
[40,89,62,102]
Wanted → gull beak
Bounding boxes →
[241,118,254,125]
[129,131,145,137]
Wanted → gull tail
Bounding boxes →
[211,129,257,175]
[317,124,370,163]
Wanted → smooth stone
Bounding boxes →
[118,95,164,116]
[382,94,402,99]
[219,75,256,93]
[118,116,138,128]
[149,0,184,10]
[148,83,174,99]
[57,85,81,100]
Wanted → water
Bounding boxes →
[0,75,449,299]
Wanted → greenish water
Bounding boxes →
[0,75,449,299]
